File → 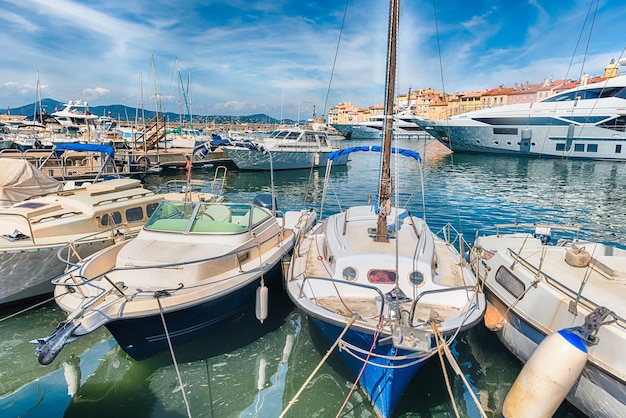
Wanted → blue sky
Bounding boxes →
[1,0,624,120]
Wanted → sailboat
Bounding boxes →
[284,1,485,416]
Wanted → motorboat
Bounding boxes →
[221,128,349,170]
[34,194,317,364]
[470,223,626,417]
[51,100,99,140]
[0,177,223,307]
[416,73,626,161]
[283,2,485,417]
[333,111,430,140]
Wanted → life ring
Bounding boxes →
[137,156,151,170]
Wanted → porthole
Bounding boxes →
[409,271,425,286]
[342,267,357,281]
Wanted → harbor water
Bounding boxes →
[2,138,624,417]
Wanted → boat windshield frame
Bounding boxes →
[144,201,272,234]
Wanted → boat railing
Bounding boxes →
[506,247,626,330]
[434,222,471,261]
[408,285,481,327]
[295,275,387,320]
[52,227,285,292]
[0,212,38,244]
[56,223,132,268]
[473,223,582,242]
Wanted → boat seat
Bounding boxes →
[191,220,245,233]
[201,204,232,222]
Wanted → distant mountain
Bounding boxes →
[2,99,291,125]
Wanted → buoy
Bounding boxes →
[484,303,504,331]
[503,328,588,418]
[255,284,268,323]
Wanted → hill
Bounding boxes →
[2,99,291,125]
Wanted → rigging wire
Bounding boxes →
[322,0,350,120]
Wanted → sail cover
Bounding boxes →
[0,159,63,207]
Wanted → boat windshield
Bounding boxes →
[144,201,272,233]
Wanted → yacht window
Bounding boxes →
[495,266,525,298]
[126,207,144,222]
[101,211,122,226]
[493,128,518,135]
[574,144,585,152]
[616,144,623,154]
[556,143,566,151]
[597,116,626,132]
[146,203,159,217]
[587,144,598,152]
[367,269,396,284]
[286,131,300,140]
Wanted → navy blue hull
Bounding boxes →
[311,317,426,418]
[106,265,282,360]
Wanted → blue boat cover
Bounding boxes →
[327,146,421,163]
[54,143,115,158]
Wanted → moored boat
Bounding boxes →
[34,194,317,364]
[470,223,626,417]
[416,66,626,161]
[284,2,485,416]
[221,128,348,170]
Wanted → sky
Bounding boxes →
[1,0,624,120]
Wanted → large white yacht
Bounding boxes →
[51,100,99,140]
[417,71,626,161]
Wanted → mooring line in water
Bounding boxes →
[280,314,359,418]
[432,323,487,418]
[336,315,385,418]
[0,291,70,323]
[156,297,193,418]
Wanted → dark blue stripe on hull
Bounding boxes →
[106,265,282,360]
[310,317,426,418]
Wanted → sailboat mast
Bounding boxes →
[376,0,400,243]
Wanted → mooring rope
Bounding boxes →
[336,315,385,418]
[280,314,358,418]
[432,323,487,418]
[0,291,70,323]
[156,296,192,418]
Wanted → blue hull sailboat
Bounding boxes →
[284,1,485,416]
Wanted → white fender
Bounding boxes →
[503,329,588,418]
[255,284,268,323]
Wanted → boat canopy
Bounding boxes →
[327,145,421,163]
[53,143,115,158]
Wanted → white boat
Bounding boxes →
[416,72,626,161]
[284,2,485,417]
[0,177,223,307]
[221,128,349,170]
[333,111,430,140]
[34,194,317,364]
[470,223,626,417]
[51,100,99,141]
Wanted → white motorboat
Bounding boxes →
[221,128,349,170]
[0,177,223,307]
[51,100,99,141]
[34,194,316,364]
[283,2,485,417]
[416,71,626,161]
[470,223,626,418]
